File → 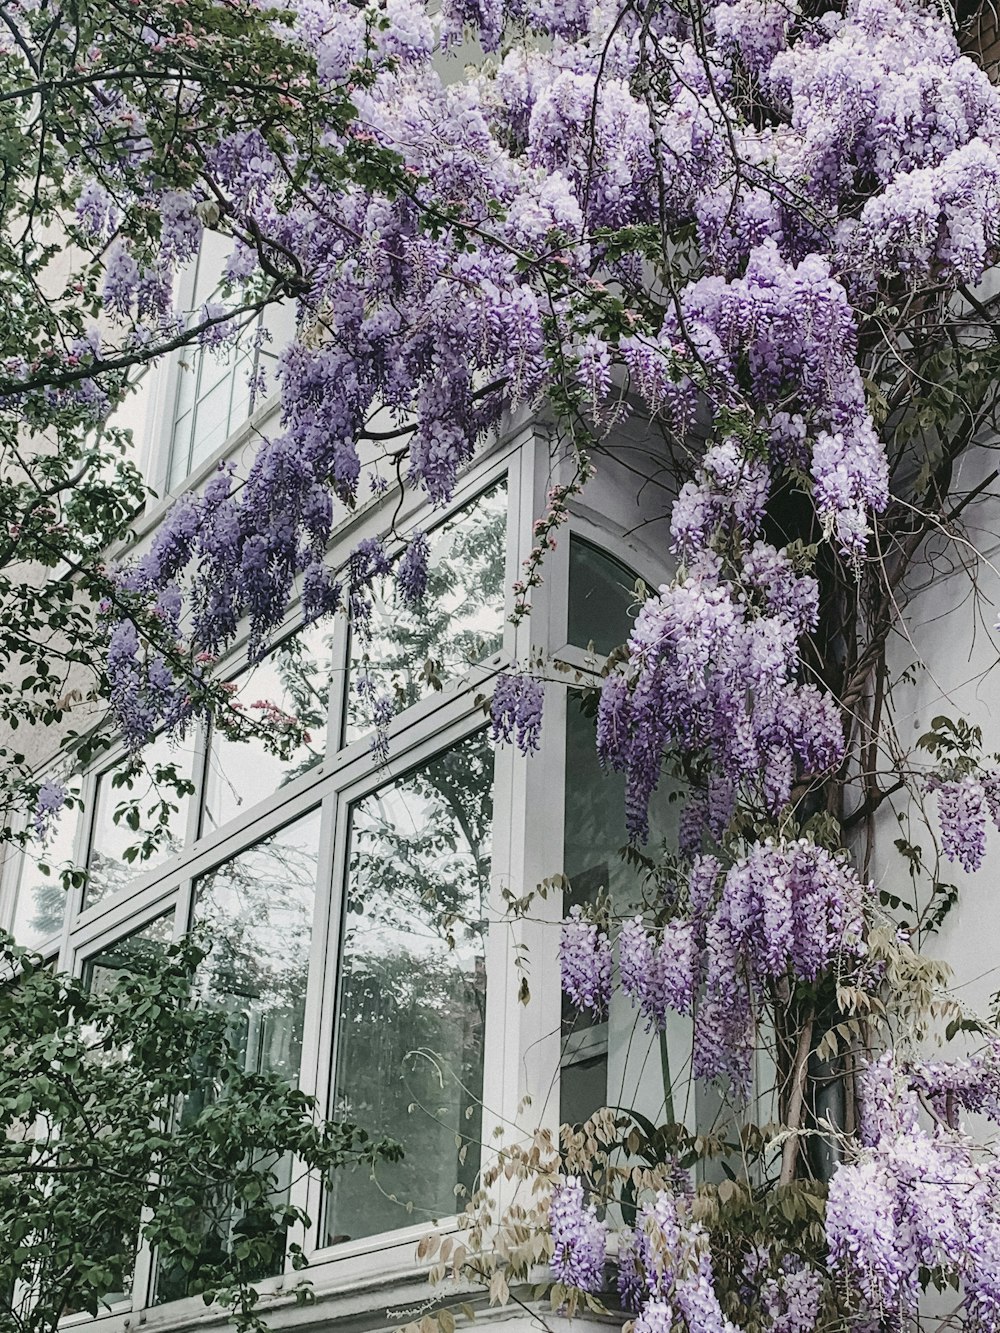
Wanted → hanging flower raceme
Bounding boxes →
[33,781,66,844]
[828,1054,1000,1324]
[560,906,612,1018]
[696,840,868,1090]
[618,915,697,1028]
[618,1191,742,1333]
[490,673,544,754]
[932,772,1000,872]
[548,1177,606,1292]
[597,548,841,842]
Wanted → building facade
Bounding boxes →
[0,277,698,1333]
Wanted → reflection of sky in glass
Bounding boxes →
[203,623,332,833]
[326,732,492,1244]
[345,482,507,742]
[86,735,196,910]
[11,780,82,948]
[192,809,319,1084]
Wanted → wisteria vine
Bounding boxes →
[13,0,1000,1325]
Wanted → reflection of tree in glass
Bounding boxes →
[204,628,333,830]
[86,753,194,909]
[19,877,70,942]
[192,814,319,1085]
[12,792,83,947]
[347,483,507,738]
[327,733,493,1243]
[261,631,333,788]
[157,813,320,1302]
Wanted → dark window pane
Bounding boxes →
[567,536,641,655]
[560,694,676,1127]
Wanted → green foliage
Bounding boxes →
[0,932,399,1333]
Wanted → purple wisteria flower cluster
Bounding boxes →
[561,842,868,1095]
[827,1054,1000,1324]
[933,771,1000,872]
[596,547,842,842]
[490,673,544,754]
[617,1191,741,1333]
[560,906,612,1017]
[33,780,66,844]
[548,1177,606,1293]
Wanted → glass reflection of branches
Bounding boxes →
[326,731,493,1244]
[192,809,319,1085]
[86,734,196,910]
[12,782,83,946]
[203,625,332,833]
[345,482,507,742]
[154,810,320,1302]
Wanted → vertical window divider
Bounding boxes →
[287,787,340,1266]
[184,719,209,850]
[0,812,23,935]
[302,782,351,1249]
[55,766,100,969]
[324,610,350,760]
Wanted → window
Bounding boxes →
[77,913,176,1311]
[345,480,507,742]
[166,233,288,490]
[85,734,196,910]
[0,426,690,1312]
[557,535,690,1130]
[560,692,681,1129]
[191,809,320,1085]
[150,814,321,1304]
[8,780,83,950]
[82,911,174,995]
[325,731,492,1243]
[203,625,332,833]
[567,534,644,656]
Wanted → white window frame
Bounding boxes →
[1,413,697,1326]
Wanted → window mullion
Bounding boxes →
[300,784,351,1253]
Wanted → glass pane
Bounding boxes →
[86,735,196,910]
[173,354,199,419]
[325,731,493,1244]
[168,410,193,489]
[560,694,677,1127]
[191,230,229,307]
[73,913,175,1310]
[344,482,507,742]
[191,808,319,1083]
[82,912,175,996]
[153,813,319,1305]
[189,372,231,465]
[10,783,82,948]
[203,625,332,833]
[567,536,641,655]
[228,365,252,429]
